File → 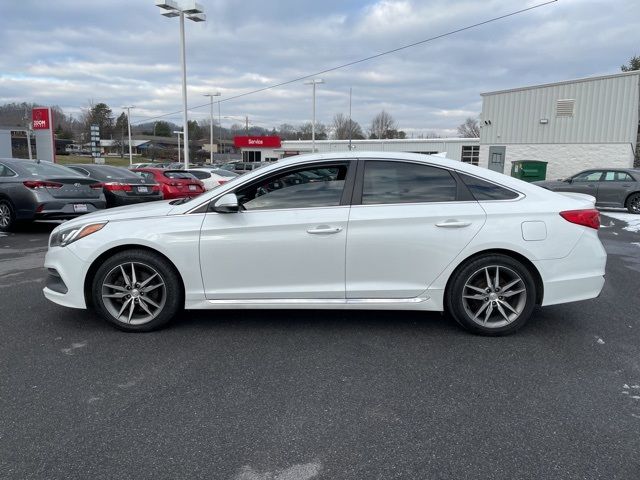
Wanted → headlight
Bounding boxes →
[49,222,107,247]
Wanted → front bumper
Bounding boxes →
[42,245,89,309]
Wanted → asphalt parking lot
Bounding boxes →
[1,214,639,480]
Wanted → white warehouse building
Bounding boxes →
[276,138,480,163]
[479,70,640,179]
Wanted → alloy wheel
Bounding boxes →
[630,196,640,214]
[101,262,166,325]
[461,265,527,329]
[0,203,11,228]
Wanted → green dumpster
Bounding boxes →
[511,160,548,182]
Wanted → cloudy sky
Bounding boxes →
[0,0,638,136]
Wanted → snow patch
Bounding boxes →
[235,462,322,480]
[602,212,640,233]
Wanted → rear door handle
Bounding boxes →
[435,220,472,228]
[307,225,343,234]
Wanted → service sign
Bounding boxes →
[233,136,281,148]
[32,108,50,130]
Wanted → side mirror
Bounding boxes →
[212,193,240,213]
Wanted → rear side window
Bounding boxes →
[458,173,519,201]
[0,164,17,177]
[362,161,458,205]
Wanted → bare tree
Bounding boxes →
[457,117,480,138]
[369,111,396,139]
[331,113,364,140]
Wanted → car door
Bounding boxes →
[345,159,486,299]
[199,161,355,300]
[565,170,603,198]
[596,171,635,207]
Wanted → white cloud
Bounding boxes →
[0,0,638,136]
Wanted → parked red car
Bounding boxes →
[131,168,205,200]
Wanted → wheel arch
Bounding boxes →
[623,190,640,207]
[83,244,186,309]
[444,248,544,307]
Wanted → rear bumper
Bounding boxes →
[33,200,106,220]
[106,193,163,207]
[534,230,607,306]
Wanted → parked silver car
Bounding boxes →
[0,158,106,231]
[534,168,640,213]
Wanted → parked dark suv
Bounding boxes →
[534,168,640,213]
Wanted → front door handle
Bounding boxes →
[435,220,472,228]
[307,225,343,234]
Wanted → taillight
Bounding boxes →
[90,183,103,190]
[23,180,63,189]
[103,182,133,192]
[560,209,600,230]
[218,179,228,185]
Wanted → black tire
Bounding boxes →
[0,199,16,232]
[625,192,640,214]
[91,249,183,332]
[445,254,537,336]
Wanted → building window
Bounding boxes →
[461,145,479,165]
[242,151,262,162]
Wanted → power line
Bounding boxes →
[132,0,557,125]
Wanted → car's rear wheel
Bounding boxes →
[446,254,537,336]
[0,200,16,232]
[91,249,182,332]
[625,193,640,214]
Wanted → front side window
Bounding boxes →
[237,164,348,211]
[573,171,603,182]
[362,161,458,205]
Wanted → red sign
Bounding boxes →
[32,108,50,130]
[234,136,281,148]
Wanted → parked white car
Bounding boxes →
[43,152,606,335]
[187,167,238,190]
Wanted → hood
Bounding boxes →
[56,200,177,229]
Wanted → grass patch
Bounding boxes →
[56,156,152,167]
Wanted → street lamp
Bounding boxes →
[304,78,324,152]
[173,130,183,164]
[203,92,221,164]
[155,0,206,170]
[122,105,135,167]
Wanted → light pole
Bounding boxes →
[204,92,221,164]
[155,0,206,170]
[304,79,324,152]
[122,105,135,167]
[173,130,183,164]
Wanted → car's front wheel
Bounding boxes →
[446,254,537,336]
[625,192,640,214]
[91,249,183,332]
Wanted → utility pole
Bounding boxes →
[204,92,221,164]
[348,87,353,150]
[245,116,249,136]
[122,106,135,167]
[304,79,324,152]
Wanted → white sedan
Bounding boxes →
[43,152,606,335]
[187,167,238,190]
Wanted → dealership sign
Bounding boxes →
[233,136,281,148]
[32,108,51,130]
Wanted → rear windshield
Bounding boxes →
[17,161,83,178]
[210,168,237,178]
[84,166,143,181]
[164,171,197,180]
